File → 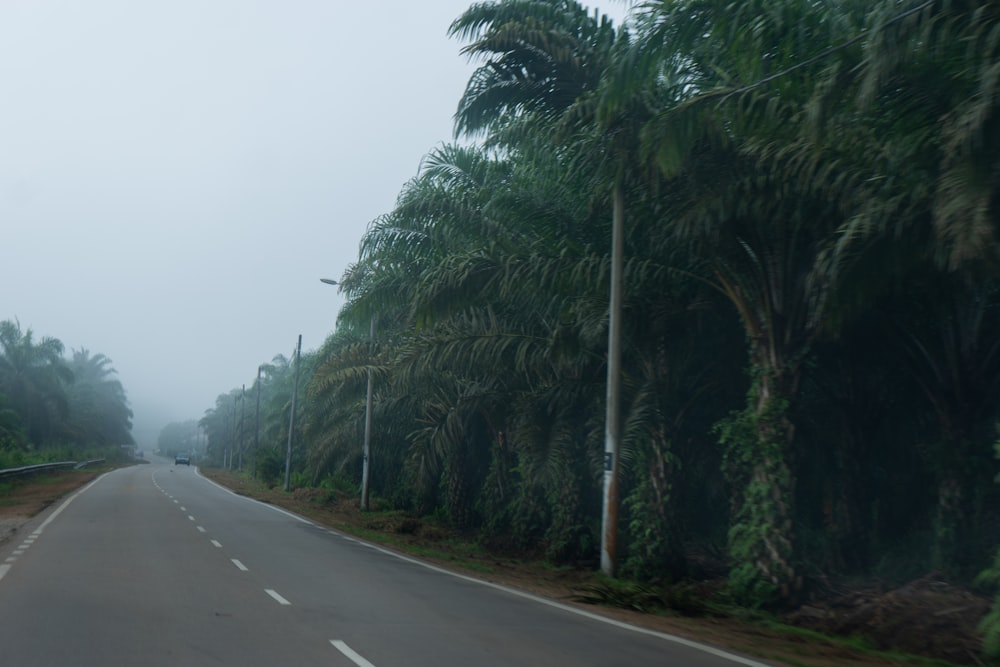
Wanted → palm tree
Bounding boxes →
[613,0,886,604]
[886,274,1000,574]
[306,329,383,489]
[0,320,73,447]
[450,0,618,142]
[451,0,645,575]
[819,0,1000,574]
[0,393,26,452]
[846,0,1000,270]
[64,349,134,447]
[322,120,645,550]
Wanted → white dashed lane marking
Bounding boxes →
[331,640,377,667]
[265,589,291,606]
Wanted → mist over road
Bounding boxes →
[0,460,772,666]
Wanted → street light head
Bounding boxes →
[320,278,338,286]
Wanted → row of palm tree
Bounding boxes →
[199,349,319,485]
[198,0,1000,613]
[0,319,134,455]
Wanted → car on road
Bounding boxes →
[175,453,190,465]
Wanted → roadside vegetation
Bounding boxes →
[172,0,1000,663]
[0,319,136,462]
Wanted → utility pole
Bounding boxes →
[601,176,625,576]
[284,335,302,492]
[319,278,376,512]
[361,315,376,511]
[228,395,237,470]
[253,365,262,479]
[238,384,246,471]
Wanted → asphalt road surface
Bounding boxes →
[0,459,775,666]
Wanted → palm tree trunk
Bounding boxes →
[727,349,803,607]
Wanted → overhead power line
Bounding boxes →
[722,0,937,98]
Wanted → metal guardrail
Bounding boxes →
[0,459,106,481]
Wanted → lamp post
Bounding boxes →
[284,334,302,492]
[320,277,374,511]
[601,179,625,576]
[228,394,237,470]
[253,365,262,479]
[238,384,246,471]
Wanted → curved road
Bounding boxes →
[0,459,775,666]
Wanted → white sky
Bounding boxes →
[1,1,629,448]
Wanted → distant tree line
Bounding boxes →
[197,0,1000,620]
[0,319,135,462]
[156,419,202,459]
[199,351,319,485]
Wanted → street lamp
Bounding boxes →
[320,277,374,511]
[253,364,263,479]
[284,334,302,492]
[238,384,246,471]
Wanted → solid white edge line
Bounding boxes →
[335,537,773,667]
[196,468,765,666]
[264,589,290,605]
[196,468,312,525]
[330,640,377,667]
[34,471,110,536]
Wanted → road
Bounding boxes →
[0,459,775,666]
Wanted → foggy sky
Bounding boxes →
[1,1,626,448]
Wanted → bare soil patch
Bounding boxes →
[788,577,991,666]
[0,468,104,544]
[203,468,991,667]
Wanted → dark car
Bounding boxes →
[175,453,191,465]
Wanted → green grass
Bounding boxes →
[335,523,496,574]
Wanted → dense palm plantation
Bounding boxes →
[197,0,1000,652]
[0,319,135,459]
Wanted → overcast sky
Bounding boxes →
[1,1,628,448]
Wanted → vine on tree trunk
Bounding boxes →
[718,368,801,608]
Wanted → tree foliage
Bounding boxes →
[0,320,134,452]
[198,0,1000,636]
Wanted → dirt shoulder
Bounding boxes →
[0,466,108,545]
